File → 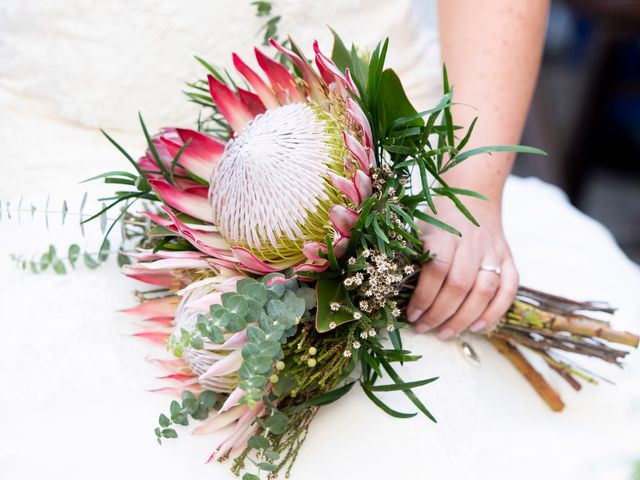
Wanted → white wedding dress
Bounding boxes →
[1,1,639,479]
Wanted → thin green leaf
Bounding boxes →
[100,130,146,178]
[366,377,438,392]
[170,138,192,183]
[139,113,172,183]
[379,357,437,422]
[414,210,461,236]
[444,145,547,172]
[361,385,417,418]
[291,382,356,411]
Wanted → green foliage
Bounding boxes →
[10,240,112,274]
[315,278,355,332]
[168,275,315,410]
[154,390,219,444]
[360,343,437,422]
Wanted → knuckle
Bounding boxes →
[477,278,498,297]
[429,260,449,276]
[447,275,468,294]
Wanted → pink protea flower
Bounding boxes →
[140,39,375,275]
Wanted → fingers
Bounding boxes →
[413,245,482,334]
[470,259,519,332]
[406,239,455,324]
[435,264,501,339]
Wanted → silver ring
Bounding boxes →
[479,264,501,275]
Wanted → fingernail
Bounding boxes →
[437,328,455,341]
[470,321,486,333]
[407,309,423,323]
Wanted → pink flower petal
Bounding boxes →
[302,241,328,262]
[158,373,197,382]
[146,356,190,373]
[354,170,373,204]
[232,53,280,109]
[231,424,258,453]
[120,296,179,318]
[343,132,370,173]
[344,67,358,93]
[132,331,170,345]
[293,262,329,275]
[188,292,223,311]
[269,38,323,101]
[121,266,174,287]
[220,330,248,349]
[347,97,373,148]
[139,211,173,228]
[237,87,266,117]
[133,257,210,270]
[207,402,265,462]
[159,128,224,182]
[254,47,304,104]
[199,349,243,380]
[207,74,253,132]
[143,316,175,326]
[193,405,248,435]
[328,172,360,205]
[148,384,205,397]
[330,205,359,237]
[160,206,232,257]
[313,40,354,91]
[333,236,350,258]
[148,179,213,223]
[218,387,245,413]
[231,247,294,274]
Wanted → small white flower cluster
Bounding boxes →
[348,251,404,312]
[360,327,377,339]
[343,272,364,288]
[370,164,393,192]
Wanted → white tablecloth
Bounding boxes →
[1,91,639,480]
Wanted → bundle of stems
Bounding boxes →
[490,287,638,411]
[399,266,638,411]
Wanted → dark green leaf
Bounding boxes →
[330,28,351,73]
[68,244,80,268]
[83,252,100,270]
[161,428,177,439]
[291,381,356,412]
[414,210,461,236]
[314,278,353,333]
[366,376,438,392]
[361,385,417,418]
[159,414,171,428]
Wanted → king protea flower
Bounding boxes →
[140,39,374,275]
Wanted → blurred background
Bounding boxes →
[515,0,640,262]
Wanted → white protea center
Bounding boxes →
[209,102,345,263]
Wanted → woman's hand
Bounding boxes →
[406,197,518,339]
[410,0,547,340]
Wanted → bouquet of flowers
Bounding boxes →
[93,32,638,479]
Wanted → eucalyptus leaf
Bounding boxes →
[68,244,80,268]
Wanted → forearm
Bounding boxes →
[437,0,548,207]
